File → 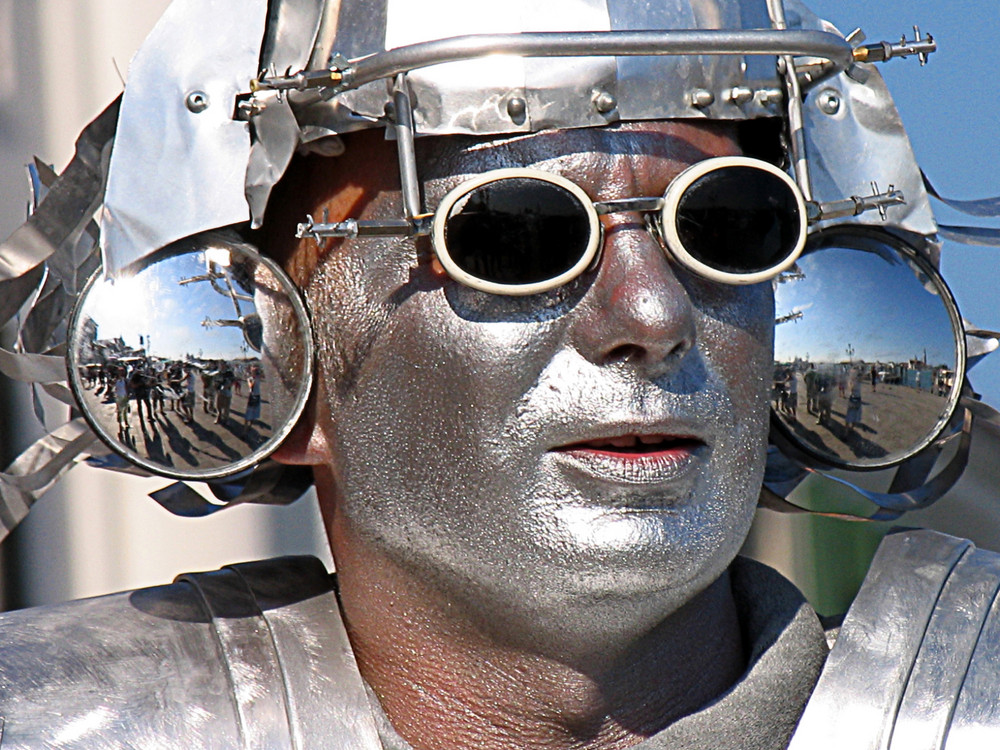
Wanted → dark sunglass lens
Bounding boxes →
[674,167,800,274]
[444,177,591,285]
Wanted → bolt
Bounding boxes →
[185,90,210,113]
[506,97,527,122]
[727,86,754,105]
[593,91,617,114]
[755,88,783,107]
[817,89,841,115]
[689,89,715,108]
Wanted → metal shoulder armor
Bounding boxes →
[791,528,1000,749]
[0,556,382,749]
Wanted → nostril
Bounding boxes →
[604,339,692,366]
[605,343,645,364]
[669,339,691,360]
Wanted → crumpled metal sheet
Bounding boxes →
[0,419,100,545]
[100,0,269,275]
[247,0,328,227]
[326,0,782,135]
[0,98,118,321]
[789,0,938,242]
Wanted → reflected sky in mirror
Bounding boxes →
[86,251,256,361]
[772,237,962,468]
[775,246,956,369]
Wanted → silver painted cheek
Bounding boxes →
[326,275,770,639]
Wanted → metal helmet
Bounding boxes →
[101,0,938,274]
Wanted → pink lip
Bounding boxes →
[553,435,705,485]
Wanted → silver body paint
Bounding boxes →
[2,0,991,744]
[310,123,774,659]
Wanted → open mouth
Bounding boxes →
[557,434,705,455]
[552,434,707,485]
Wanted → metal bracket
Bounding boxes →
[807,183,906,223]
[853,26,936,66]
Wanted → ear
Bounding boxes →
[270,381,334,466]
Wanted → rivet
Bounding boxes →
[689,89,715,108]
[185,90,210,113]
[506,97,527,122]
[817,89,841,115]
[593,91,617,114]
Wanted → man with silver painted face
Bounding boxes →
[2,0,996,747]
[263,121,804,747]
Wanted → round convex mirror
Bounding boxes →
[770,229,965,470]
[67,232,313,480]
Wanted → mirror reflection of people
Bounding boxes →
[214,362,234,425]
[180,365,196,423]
[242,365,262,437]
[845,368,863,433]
[128,362,155,425]
[816,372,834,426]
[784,368,798,419]
[804,364,818,416]
[113,367,129,435]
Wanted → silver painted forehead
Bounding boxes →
[100,0,930,273]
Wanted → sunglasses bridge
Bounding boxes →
[296,197,670,242]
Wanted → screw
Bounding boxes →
[185,91,210,113]
[817,89,841,115]
[727,86,753,105]
[593,91,617,114]
[755,88,784,107]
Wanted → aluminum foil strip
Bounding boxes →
[148,464,314,518]
[0,348,65,384]
[0,419,99,544]
[924,173,1000,219]
[938,225,1000,247]
[0,99,117,323]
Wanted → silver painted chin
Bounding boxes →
[551,442,707,488]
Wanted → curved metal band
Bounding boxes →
[790,529,1000,749]
[279,29,854,90]
[178,567,296,750]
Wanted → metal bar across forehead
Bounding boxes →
[339,29,854,90]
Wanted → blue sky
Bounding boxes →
[775,246,957,366]
[806,0,1000,400]
[85,252,254,361]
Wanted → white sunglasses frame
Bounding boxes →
[430,155,808,295]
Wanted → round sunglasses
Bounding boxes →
[298,156,808,294]
[431,156,807,294]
